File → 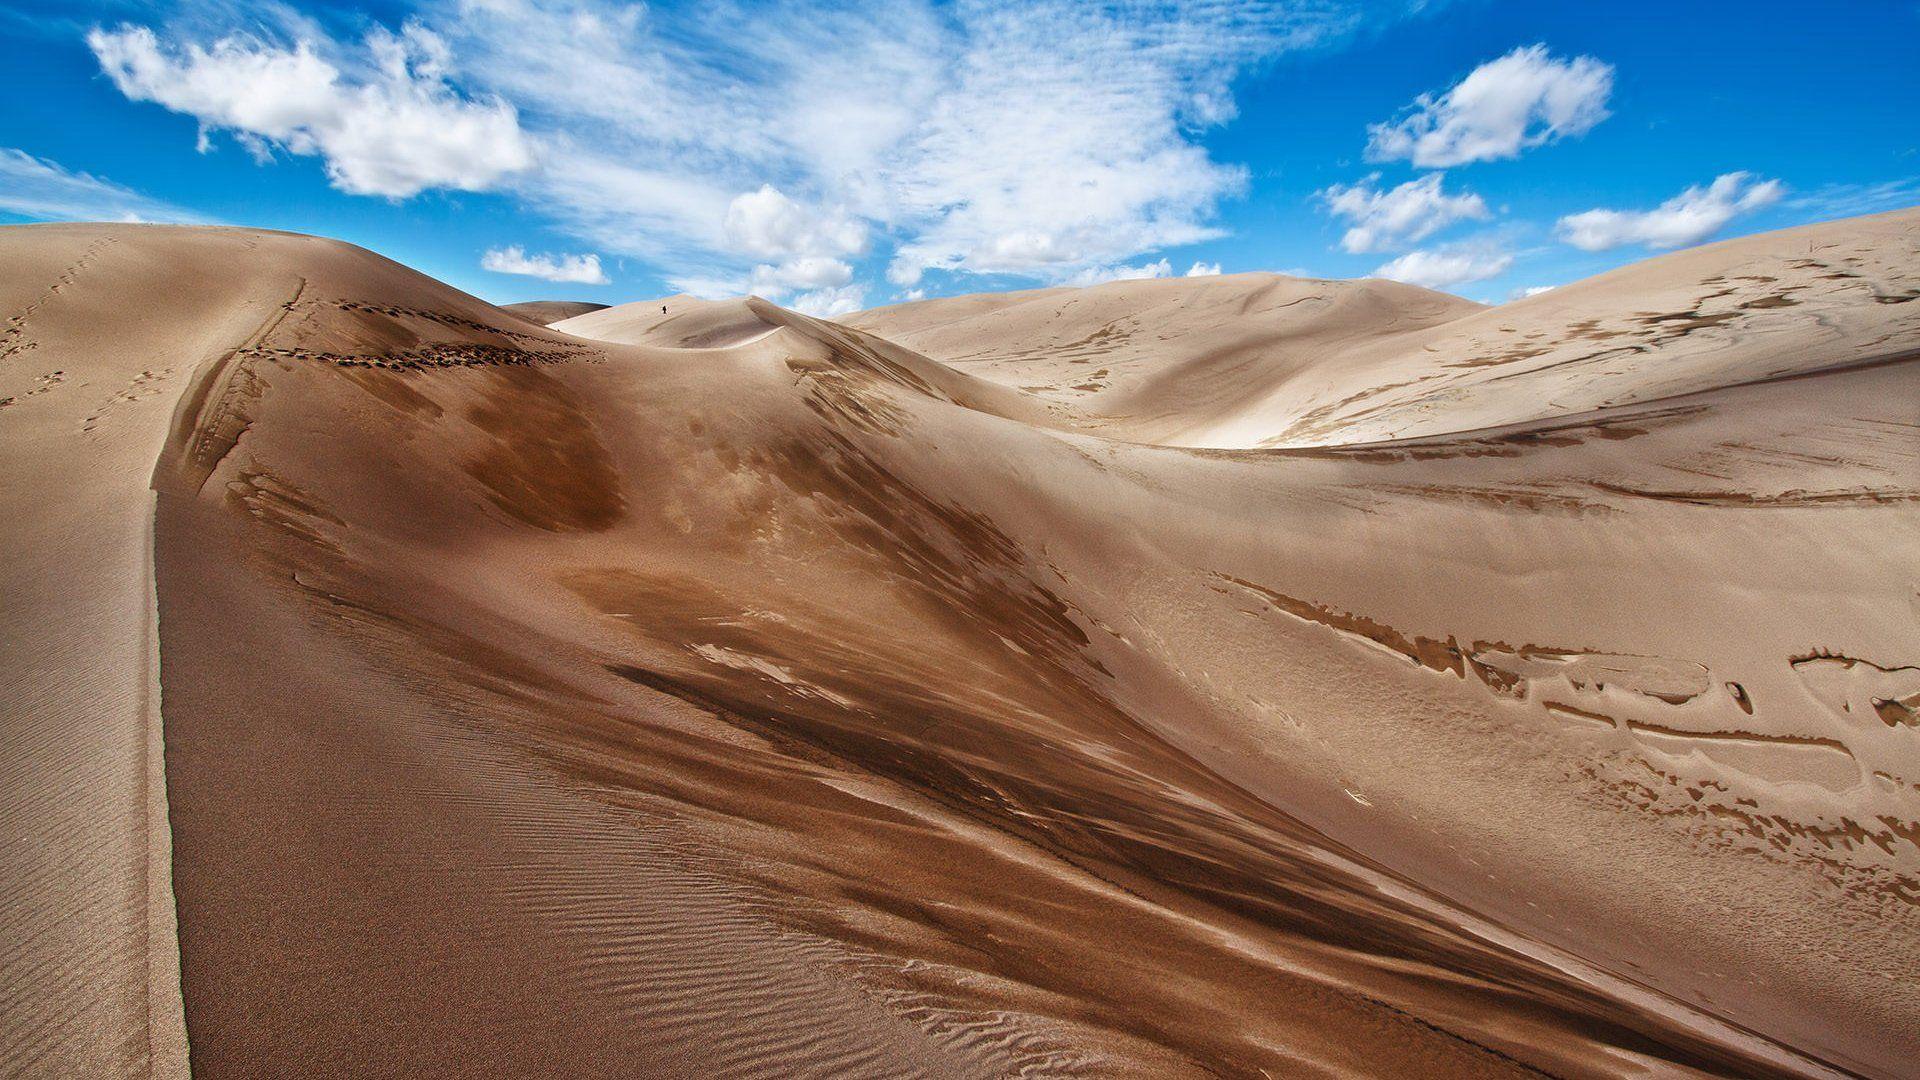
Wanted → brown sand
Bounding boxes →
[501,300,609,326]
[3,210,1917,1077]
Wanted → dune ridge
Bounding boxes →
[501,300,610,327]
[1,210,1916,1077]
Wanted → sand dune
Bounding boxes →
[2,210,1916,1077]
[846,272,1478,444]
[849,214,1919,450]
[501,300,610,326]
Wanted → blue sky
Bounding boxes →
[2,0,1916,310]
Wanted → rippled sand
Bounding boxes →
[3,211,1916,1077]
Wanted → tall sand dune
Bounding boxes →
[2,210,1917,1077]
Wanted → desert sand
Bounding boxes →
[1,210,1916,1077]
[501,300,610,326]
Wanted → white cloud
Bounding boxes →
[725,184,866,260]
[1063,257,1226,286]
[1318,172,1487,252]
[90,2,1413,301]
[1511,284,1556,300]
[1065,258,1174,287]
[426,0,1390,288]
[676,254,855,305]
[861,1,1373,285]
[1366,44,1612,168]
[973,230,1078,269]
[1556,172,1783,251]
[1372,245,1513,290]
[0,147,203,223]
[480,245,609,284]
[87,22,534,197]
[750,256,855,294]
[788,284,866,318]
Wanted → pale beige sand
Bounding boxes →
[845,272,1478,442]
[0,226,215,1079]
[557,292,779,347]
[2,210,1916,1077]
[847,215,1918,451]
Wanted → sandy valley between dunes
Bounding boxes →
[2,211,1917,1077]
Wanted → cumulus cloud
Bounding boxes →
[0,147,203,223]
[788,284,866,318]
[725,185,866,260]
[750,256,855,294]
[1066,258,1175,287]
[1060,257,1231,286]
[673,254,855,307]
[480,245,609,284]
[955,230,1080,273]
[90,2,1416,301]
[87,22,534,197]
[1366,44,1612,167]
[1318,172,1487,252]
[1372,245,1512,290]
[1556,172,1783,251]
[1511,284,1556,300]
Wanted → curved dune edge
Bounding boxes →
[0,212,1915,1077]
[500,299,609,327]
[141,492,190,1080]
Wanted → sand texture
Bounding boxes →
[501,300,610,326]
[3,210,1917,1077]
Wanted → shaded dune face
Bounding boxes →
[3,212,1916,1078]
[500,299,609,326]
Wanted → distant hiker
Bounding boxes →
[661,304,667,314]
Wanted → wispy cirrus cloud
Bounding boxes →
[1785,177,1920,220]
[0,147,206,223]
[85,0,1416,299]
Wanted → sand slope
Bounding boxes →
[0,224,252,1079]
[849,216,1919,451]
[845,272,1480,444]
[3,209,1917,1077]
[501,300,609,326]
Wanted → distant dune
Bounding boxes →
[3,210,1917,1078]
[500,299,610,326]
